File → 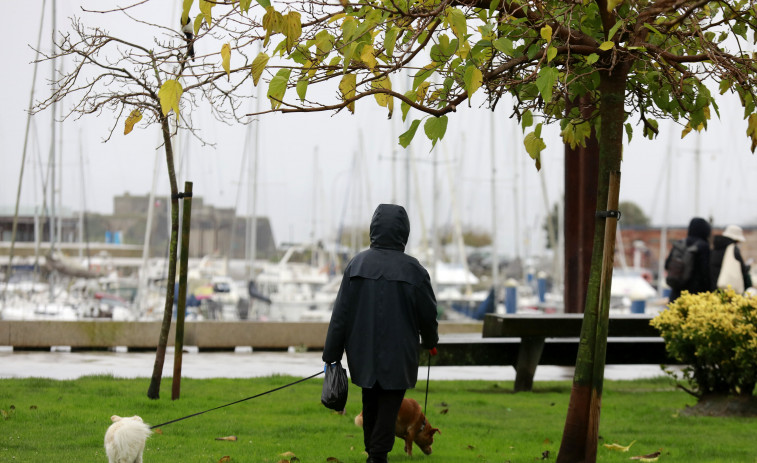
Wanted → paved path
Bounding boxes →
[0,348,672,381]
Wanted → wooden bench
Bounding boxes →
[433,313,680,392]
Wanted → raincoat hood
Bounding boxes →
[688,217,711,241]
[369,204,409,251]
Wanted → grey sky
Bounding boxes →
[2,1,756,260]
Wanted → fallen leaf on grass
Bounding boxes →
[440,408,449,414]
[30,405,37,410]
[326,458,342,462]
[215,436,237,441]
[466,445,476,450]
[218,456,231,463]
[604,440,636,452]
[543,438,551,445]
[279,452,296,457]
[153,428,163,435]
[630,451,661,461]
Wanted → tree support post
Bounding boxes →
[172,181,193,400]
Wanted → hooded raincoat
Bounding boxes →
[322,204,439,390]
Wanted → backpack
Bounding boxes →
[665,240,698,290]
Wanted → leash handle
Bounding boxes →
[150,370,324,429]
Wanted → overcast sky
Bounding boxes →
[2,1,757,261]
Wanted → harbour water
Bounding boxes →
[0,348,673,382]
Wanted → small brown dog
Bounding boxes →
[355,397,440,456]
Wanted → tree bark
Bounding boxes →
[564,94,599,314]
[147,116,180,400]
[557,67,627,463]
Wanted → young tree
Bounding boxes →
[207,2,756,461]
[34,5,255,399]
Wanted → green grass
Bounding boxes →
[1,375,756,462]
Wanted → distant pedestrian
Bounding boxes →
[711,224,752,294]
[666,217,713,302]
[322,204,439,463]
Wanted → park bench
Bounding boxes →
[433,313,680,392]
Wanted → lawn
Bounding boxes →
[1,375,756,462]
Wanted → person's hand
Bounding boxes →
[428,347,438,356]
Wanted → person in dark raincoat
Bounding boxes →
[666,217,713,302]
[710,224,752,293]
[322,204,439,463]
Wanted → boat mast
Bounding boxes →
[3,0,47,305]
[490,111,499,292]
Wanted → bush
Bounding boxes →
[651,289,757,397]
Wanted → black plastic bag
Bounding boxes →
[321,363,348,411]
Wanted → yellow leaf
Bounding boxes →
[339,74,357,114]
[416,82,430,103]
[746,113,757,152]
[540,25,553,41]
[181,0,193,24]
[372,75,393,117]
[251,52,269,86]
[603,440,636,452]
[606,0,623,11]
[360,45,377,71]
[681,122,693,139]
[158,80,183,120]
[221,43,231,80]
[199,0,214,26]
[124,109,142,135]
[193,14,204,35]
[599,41,614,51]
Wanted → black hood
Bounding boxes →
[713,234,735,251]
[687,217,711,241]
[369,204,409,251]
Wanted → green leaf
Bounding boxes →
[607,19,623,40]
[239,0,252,13]
[267,68,291,110]
[493,37,513,56]
[599,41,614,51]
[315,30,333,56]
[586,53,599,65]
[413,64,437,90]
[401,90,415,121]
[339,73,357,113]
[488,0,500,17]
[250,52,270,86]
[284,11,302,52]
[193,14,204,35]
[158,80,183,120]
[399,119,421,147]
[445,7,467,41]
[560,120,592,149]
[463,65,483,101]
[625,122,633,143]
[523,127,546,171]
[536,67,558,102]
[254,0,271,8]
[546,46,557,63]
[384,27,400,58]
[606,0,623,11]
[521,110,533,131]
[296,77,308,102]
[424,115,448,149]
[199,0,214,26]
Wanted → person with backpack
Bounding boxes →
[665,217,713,302]
[710,224,752,294]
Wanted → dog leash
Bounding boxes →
[149,370,324,429]
[423,350,431,416]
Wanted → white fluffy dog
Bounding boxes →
[104,415,152,463]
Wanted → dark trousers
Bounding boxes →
[361,383,405,463]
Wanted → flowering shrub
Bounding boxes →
[651,289,757,397]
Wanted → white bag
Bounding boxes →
[717,244,744,293]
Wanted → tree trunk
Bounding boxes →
[147,116,180,400]
[557,68,627,463]
[564,94,599,314]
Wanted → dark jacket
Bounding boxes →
[710,235,752,290]
[322,204,439,390]
[667,217,712,302]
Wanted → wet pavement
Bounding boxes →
[0,347,672,382]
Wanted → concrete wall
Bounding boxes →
[0,321,482,350]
